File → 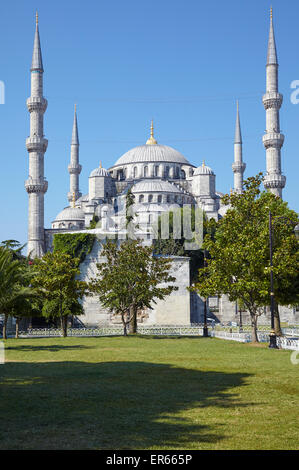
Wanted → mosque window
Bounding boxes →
[189,168,194,177]
[174,196,178,203]
[166,195,171,203]
[139,194,144,203]
[154,165,159,177]
[158,195,162,203]
[176,167,180,178]
[133,166,137,178]
[181,169,186,179]
[165,166,169,177]
[148,194,153,203]
[144,166,148,177]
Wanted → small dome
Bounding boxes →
[54,206,85,222]
[89,163,110,178]
[132,179,183,194]
[193,162,214,176]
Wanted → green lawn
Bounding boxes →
[0,336,298,450]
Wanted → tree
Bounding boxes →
[191,174,299,342]
[0,247,34,339]
[153,206,216,283]
[31,251,88,337]
[89,239,178,335]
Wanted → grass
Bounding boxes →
[0,335,298,450]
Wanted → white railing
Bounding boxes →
[18,326,299,351]
[277,336,299,351]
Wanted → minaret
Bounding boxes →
[262,7,285,197]
[232,101,246,193]
[25,12,48,258]
[67,104,82,203]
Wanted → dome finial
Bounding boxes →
[202,160,205,167]
[146,119,157,145]
[270,6,273,20]
[36,11,38,26]
[99,160,102,168]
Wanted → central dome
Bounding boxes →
[113,144,190,166]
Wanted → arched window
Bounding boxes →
[165,166,169,178]
[144,166,148,177]
[189,168,193,177]
[154,165,159,177]
[139,194,144,203]
[148,194,153,203]
[181,169,186,180]
[133,166,137,178]
[157,195,162,203]
[166,195,170,203]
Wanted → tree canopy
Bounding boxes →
[191,174,299,342]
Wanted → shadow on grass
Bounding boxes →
[0,361,252,450]
[5,344,93,352]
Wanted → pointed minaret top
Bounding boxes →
[71,105,79,145]
[267,7,278,65]
[234,101,242,144]
[31,12,43,72]
[146,120,158,145]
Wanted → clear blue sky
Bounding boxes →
[0,0,298,246]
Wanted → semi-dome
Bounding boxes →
[131,179,184,194]
[193,162,214,176]
[113,144,190,166]
[54,206,85,222]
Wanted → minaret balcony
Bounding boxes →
[232,162,246,173]
[263,173,286,189]
[68,164,82,175]
[262,92,283,110]
[262,133,284,149]
[25,178,48,194]
[27,96,48,113]
[26,136,48,153]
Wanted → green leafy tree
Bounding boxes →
[0,247,35,339]
[32,251,88,337]
[153,206,215,283]
[89,240,178,335]
[192,174,299,342]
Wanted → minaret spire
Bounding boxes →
[25,13,48,258]
[31,11,43,72]
[68,104,82,203]
[232,101,246,193]
[262,8,285,197]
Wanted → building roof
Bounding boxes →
[193,163,214,176]
[132,179,184,193]
[54,206,85,222]
[113,144,191,166]
[89,166,110,178]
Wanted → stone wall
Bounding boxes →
[78,240,191,327]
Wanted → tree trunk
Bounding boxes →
[2,314,8,340]
[250,313,259,343]
[274,302,282,336]
[60,316,68,337]
[129,306,137,334]
[15,317,19,339]
[121,313,128,336]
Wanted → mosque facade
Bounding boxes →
[25,12,299,326]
